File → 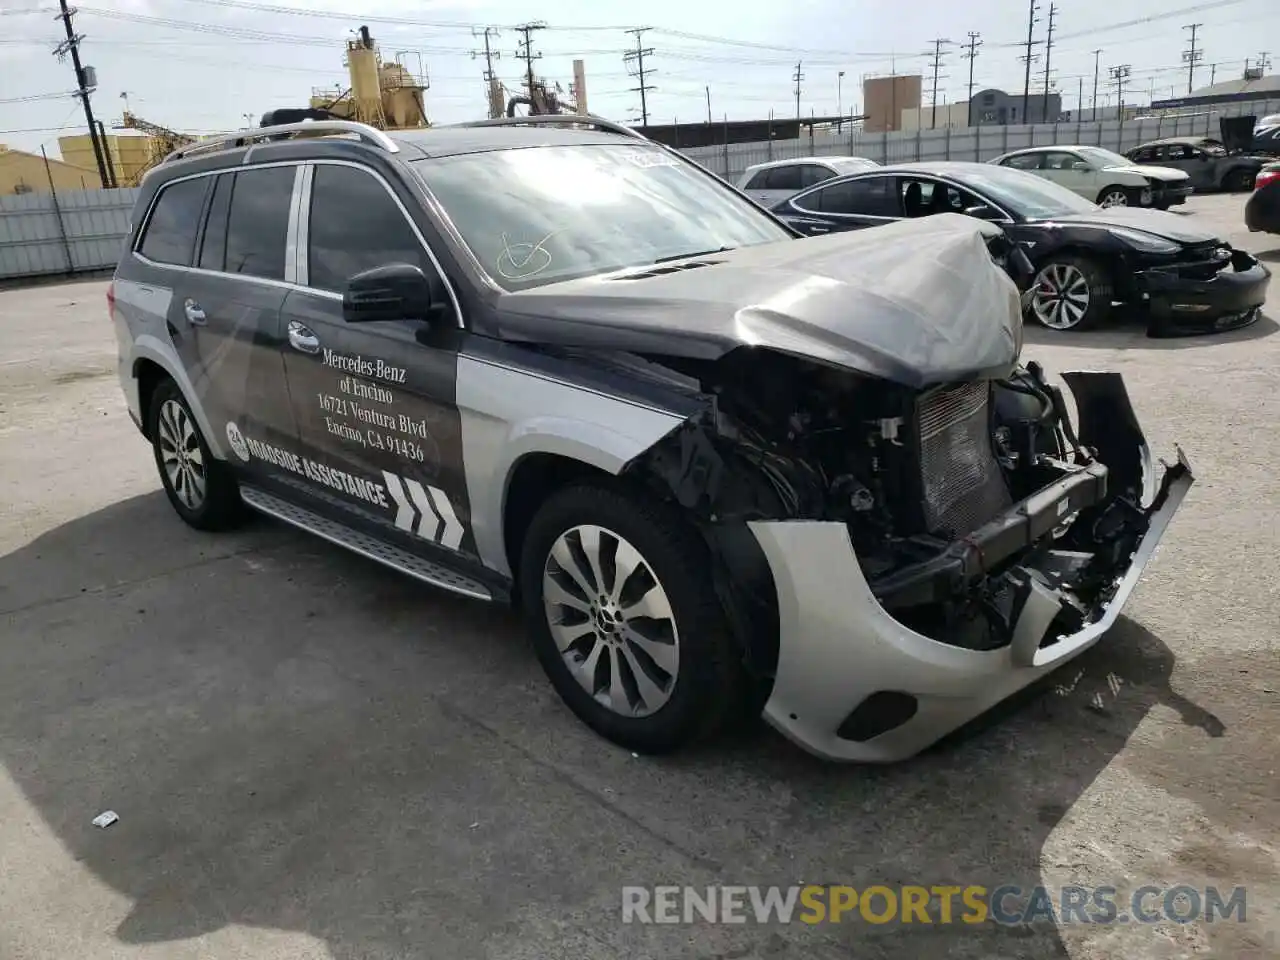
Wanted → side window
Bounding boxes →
[307,164,428,293]
[1002,153,1042,170]
[1131,147,1156,163]
[799,164,832,188]
[742,170,770,189]
[1167,145,1192,160]
[224,165,296,281]
[1043,151,1082,170]
[765,165,803,191]
[798,176,898,216]
[197,173,232,272]
[138,177,210,266]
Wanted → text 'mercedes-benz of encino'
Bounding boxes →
[110,116,1194,762]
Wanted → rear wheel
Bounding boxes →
[1223,168,1256,192]
[1097,186,1130,207]
[150,379,245,530]
[1028,256,1112,331]
[519,482,744,754]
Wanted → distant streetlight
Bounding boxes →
[838,70,846,116]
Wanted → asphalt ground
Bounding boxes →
[1,193,1277,960]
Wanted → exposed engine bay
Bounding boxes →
[617,346,1189,657]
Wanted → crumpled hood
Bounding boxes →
[1106,163,1190,182]
[490,214,1024,389]
[1043,206,1219,244]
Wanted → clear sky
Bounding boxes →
[0,0,1275,159]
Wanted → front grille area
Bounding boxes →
[916,381,1011,537]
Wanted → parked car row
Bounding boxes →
[768,159,1270,334]
[992,144,1193,209]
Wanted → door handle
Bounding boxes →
[288,320,321,354]
[183,298,206,325]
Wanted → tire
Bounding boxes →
[1223,168,1256,192]
[149,379,245,531]
[519,482,744,754]
[1153,199,1171,211]
[1026,255,1112,331]
[1096,186,1130,208]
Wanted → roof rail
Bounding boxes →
[448,113,649,142]
[162,120,399,164]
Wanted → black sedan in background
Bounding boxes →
[773,161,1270,335]
[1245,162,1280,235]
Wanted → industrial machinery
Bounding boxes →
[309,25,429,130]
[112,111,198,183]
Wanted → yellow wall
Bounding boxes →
[59,133,157,186]
[0,145,98,195]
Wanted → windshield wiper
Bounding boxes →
[650,246,734,264]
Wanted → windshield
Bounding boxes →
[955,164,1100,219]
[414,144,791,290]
[1076,147,1132,168]
[828,157,879,173]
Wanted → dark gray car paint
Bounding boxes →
[1038,206,1218,243]
[487,227,1023,390]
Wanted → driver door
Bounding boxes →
[279,161,476,559]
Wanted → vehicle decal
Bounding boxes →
[234,427,392,512]
[321,348,406,384]
[225,421,250,462]
[382,470,464,550]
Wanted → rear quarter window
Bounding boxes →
[137,177,210,266]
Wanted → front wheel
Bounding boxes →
[1097,186,1130,207]
[1027,256,1112,331]
[519,483,744,754]
[1223,168,1256,192]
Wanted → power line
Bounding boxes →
[791,60,804,120]
[1042,4,1058,120]
[1020,0,1042,122]
[1109,63,1132,116]
[962,32,982,127]
[925,39,953,128]
[513,21,546,99]
[623,28,656,126]
[52,0,109,188]
[1182,23,1204,93]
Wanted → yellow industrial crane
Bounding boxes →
[113,111,197,182]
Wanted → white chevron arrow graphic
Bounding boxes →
[427,485,464,550]
[382,471,415,532]
[404,477,441,542]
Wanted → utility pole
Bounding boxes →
[1041,3,1057,122]
[1077,77,1083,116]
[1091,49,1102,118]
[1182,23,1203,93]
[623,28,656,127]
[925,39,952,129]
[471,27,502,118]
[705,86,711,124]
[792,61,804,120]
[962,32,982,127]
[52,0,109,188]
[1109,63,1131,119]
[514,22,546,101]
[1021,0,1042,123]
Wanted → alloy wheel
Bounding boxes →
[157,398,207,510]
[1099,190,1129,207]
[542,524,680,718]
[1032,262,1091,330]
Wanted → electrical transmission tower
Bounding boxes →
[1020,0,1043,122]
[623,28,656,127]
[1041,3,1058,121]
[1182,23,1204,94]
[1109,63,1132,117]
[514,21,546,99]
[925,39,952,129]
[962,32,982,127]
[52,0,109,187]
[471,27,502,118]
[792,61,804,120]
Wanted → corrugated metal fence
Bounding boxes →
[0,186,138,281]
[2,96,1277,281]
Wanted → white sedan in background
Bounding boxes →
[991,145,1193,209]
[736,156,880,207]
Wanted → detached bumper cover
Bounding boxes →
[1139,249,1270,335]
[1152,183,1193,206]
[749,374,1194,763]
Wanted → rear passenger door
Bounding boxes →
[278,161,476,559]
[784,174,902,233]
[132,166,298,466]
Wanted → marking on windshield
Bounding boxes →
[497,231,556,281]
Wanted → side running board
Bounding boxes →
[239,485,493,602]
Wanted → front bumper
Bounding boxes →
[1139,249,1270,335]
[1152,183,1193,206]
[750,374,1194,763]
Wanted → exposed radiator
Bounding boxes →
[916,381,1011,537]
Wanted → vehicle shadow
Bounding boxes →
[1022,308,1278,350]
[1255,246,1280,262]
[0,492,1228,960]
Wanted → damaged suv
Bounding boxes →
[111,116,1194,762]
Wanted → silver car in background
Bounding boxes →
[737,156,880,207]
